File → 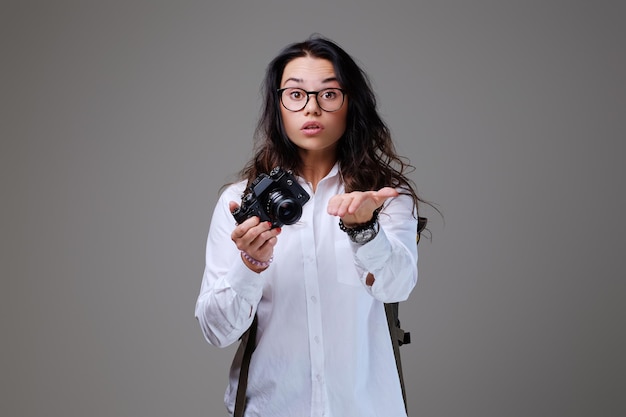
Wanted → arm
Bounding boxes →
[353,195,418,302]
[328,189,418,302]
[194,185,269,347]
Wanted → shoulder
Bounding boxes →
[380,190,417,222]
[218,180,248,203]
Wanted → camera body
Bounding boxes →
[232,167,310,228]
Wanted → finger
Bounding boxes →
[231,216,261,243]
[338,196,358,217]
[260,235,279,250]
[376,187,399,199]
[326,195,346,216]
[347,193,371,214]
[228,201,240,213]
[246,221,276,249]
[248,227,280,259]
[371,187,399,207]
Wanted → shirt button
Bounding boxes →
[311,296,317,303]
[314,336,320,344]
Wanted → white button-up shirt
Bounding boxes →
[195,164,418,417]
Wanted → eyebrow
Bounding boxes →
[283,77,339,85]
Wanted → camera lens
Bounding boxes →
[267,190,302,225]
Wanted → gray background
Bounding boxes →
[2,1,624,416]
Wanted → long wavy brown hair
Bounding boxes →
[237,35,428,217]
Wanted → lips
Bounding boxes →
[301,121,324,135]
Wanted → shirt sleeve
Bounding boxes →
[351,192,419,303]
[194,184,266,348]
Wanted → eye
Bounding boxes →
[288,88,305,100]
[320,89,339,100]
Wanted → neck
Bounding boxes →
[299,152,337,192]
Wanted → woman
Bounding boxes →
[196,35,424,417]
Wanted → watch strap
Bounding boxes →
[339,208,380,244]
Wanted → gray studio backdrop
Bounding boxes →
[2,1,624,416]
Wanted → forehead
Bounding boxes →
[280,56,337,86]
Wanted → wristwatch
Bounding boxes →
[339,210,380,244]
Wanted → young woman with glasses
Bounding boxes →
[196,35,426,417]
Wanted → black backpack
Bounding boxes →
[233,217,428,417]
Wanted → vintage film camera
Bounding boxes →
[232,167,310,228]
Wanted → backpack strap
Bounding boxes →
[385,302,409,413]
[387,216,427,414]
[233,315,258,417]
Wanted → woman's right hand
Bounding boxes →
[229,201,281,272]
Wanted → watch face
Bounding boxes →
[355,228,376,243]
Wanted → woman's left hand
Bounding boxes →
[327,186,399,226]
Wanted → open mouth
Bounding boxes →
[301,122,324,134]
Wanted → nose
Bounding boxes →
[303,92,322,115]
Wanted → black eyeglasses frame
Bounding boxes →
[277,87,346,112]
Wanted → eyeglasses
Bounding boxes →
[277,87,346,112]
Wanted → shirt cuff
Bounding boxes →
[352,227,392,272]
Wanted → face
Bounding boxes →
[279,56,348,158]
